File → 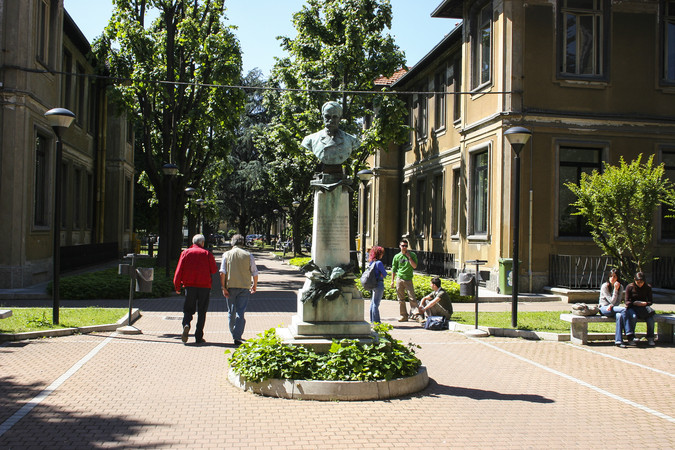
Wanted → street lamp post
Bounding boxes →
[44,107,75,325]
[272,209,280,249]
[505,126,532,328]
[291,200,300,254]
[357,169,374,272]
[195,198,205,234]
[162,163,178,277]
[184,187,196,239]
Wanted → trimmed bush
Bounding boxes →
[48,258,175,300]
[227,323,421,382]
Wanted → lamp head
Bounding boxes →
[505,126,532,155]
[357,169,374,183]
[44,108,75,129]
[162,163,179,176]
[185,187,196,197]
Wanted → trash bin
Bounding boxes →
[498,258,513,295]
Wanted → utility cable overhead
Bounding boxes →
[6,65,514,96]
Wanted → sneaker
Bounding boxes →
[625,339,637,347]
[648,338,655,346]
[615,342,626,348]
[234,339,244,347]
[398,316,408,322]
[195,338,206,345]
[181,325,190,343]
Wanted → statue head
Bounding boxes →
[321,101,342,133]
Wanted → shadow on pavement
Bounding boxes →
[0,375,169,448]
[424,379,555,403]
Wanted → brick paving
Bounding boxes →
[1,252,674,449]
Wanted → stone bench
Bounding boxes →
[0,309,12,319]
[560,313,675,345]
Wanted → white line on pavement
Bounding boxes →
[565,342,675,378]
[0,333,117,438]
[473,338,675,424]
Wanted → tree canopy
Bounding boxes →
[257,0,409,254]
[566,154,675,276]
[95,0,244,259]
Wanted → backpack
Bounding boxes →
[424,316,449,330]
[360,262,378,290]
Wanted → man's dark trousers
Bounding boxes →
[183,287,211,341]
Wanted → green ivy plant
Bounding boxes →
[227,323,421,383]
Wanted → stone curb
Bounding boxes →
[228,366,429,401]
[448,321,570,342]
[0,308,141,342]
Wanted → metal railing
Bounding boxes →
[549,254,613,289]
[383,247,457,278]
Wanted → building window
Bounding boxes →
[73,168,82,230]
[62,49,73,110]
[558,146,602,236]
[414,83,428,140]
[558,0,608,79]
[472,1,492,89]
[661,150,675,239]
[127,119,134,144]
[86,173,93,229]
[403,183,411,236]
[450,56,461,123]
[34,134,49,227]
[471,150,489,235]
[663,1,675,84]
[451,168,461,236]
[61,162,68,229]
[76,63,86,129]
[89,84,97,134]
[36,0,49,63]
[124,177,132,231]
[432,173,444,237]
[434,69,446,131]
[415,178,427,237]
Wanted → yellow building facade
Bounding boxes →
[362,0,675,292]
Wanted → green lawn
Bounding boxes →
[451,310,672,334]
[0,307,127,333]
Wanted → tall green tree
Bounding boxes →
[263,0,408,255]
[566,154,675,276]
[217,70,276,236]
[95,0,243,261]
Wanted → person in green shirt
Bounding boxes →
[390,239,419,322]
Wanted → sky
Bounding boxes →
[64,0,460,77]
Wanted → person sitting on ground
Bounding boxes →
[417,277,453,323]
[598,268,627,347]
[624,271,656,347]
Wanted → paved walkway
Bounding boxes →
[1,253,674,449]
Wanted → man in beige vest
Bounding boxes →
[220,234,258,346]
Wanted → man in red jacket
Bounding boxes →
[173,234,218,344]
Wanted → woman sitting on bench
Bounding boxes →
[599,269,627,347]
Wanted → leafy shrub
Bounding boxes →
[48,258,175,300]
[288,256,311,267]
[357,273,472,303]
[227,323,421,382]
[288,257,471,303]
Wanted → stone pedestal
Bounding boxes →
[279,174,373,346]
